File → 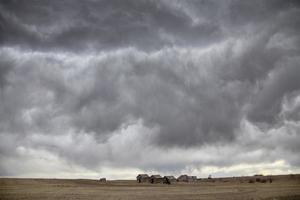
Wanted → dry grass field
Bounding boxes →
[0,175,300,200]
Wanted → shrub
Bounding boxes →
[261,179,267,183]
[249,180,254,183]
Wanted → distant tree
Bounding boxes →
[208,174,212,179]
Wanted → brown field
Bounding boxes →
[0,175,300,200]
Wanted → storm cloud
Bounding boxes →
[0,0,300,179]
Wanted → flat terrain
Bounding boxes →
[0,175,300,200]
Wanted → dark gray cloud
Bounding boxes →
[0,56,13,89]
[248,57,300,125]
[0,0,300,178]
[0,0,231,51]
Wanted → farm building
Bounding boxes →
[177,175,189,182]
[99,178,106,182]
[150,175,164,184]
[177,175,197,182]
[163,176,177,184]
[190,176,197,181]
[136,174,150,183]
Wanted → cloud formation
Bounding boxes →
[0,0,300,178]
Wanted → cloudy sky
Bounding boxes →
[0,0,300,179]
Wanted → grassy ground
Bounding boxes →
[0,176,299,200]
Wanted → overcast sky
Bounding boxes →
[0,0,300,179]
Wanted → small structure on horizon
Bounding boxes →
[136,174,150,183]
[190,176,197,182]
[150,175,164,184]
[163,176,177,184]
[177,175,197,182]
[99,178,106,182]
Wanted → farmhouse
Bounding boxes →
[136,174,150,183]
[150,175,164,184]
[163,176,177,184]
[177,175,197,182]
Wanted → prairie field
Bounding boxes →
[0,175,300,200]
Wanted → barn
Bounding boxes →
[177,175,197,182]
[163,176,177,184]
[177,175,189,182]
[150,175,164,184]
[136,174,150,183]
